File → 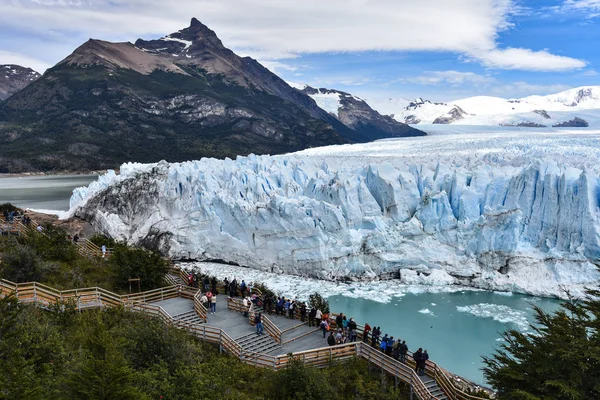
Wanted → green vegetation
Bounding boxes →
[309,292,330,314]
[0,227,167,293]
[483,289,600,399]
[0,296,408,399]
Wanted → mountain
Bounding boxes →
[390,86,600,127]
[0,65,40,101]
[289,83,424,140]
[0,18,422,173]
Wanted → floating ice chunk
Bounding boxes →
[456,303,530,331]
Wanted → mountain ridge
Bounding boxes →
[0,18,423,173]
[0,64,41,101]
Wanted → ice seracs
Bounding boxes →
[70,129,600,299]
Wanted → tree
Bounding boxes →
[108,244,169,291]
[482,289,600,400]
[308,292,330,313]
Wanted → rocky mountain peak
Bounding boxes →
[135,17,226,56]
[0,64,41,101]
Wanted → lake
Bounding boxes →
[0,174,97,211]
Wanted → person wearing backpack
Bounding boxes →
[255,313,264,336]
[399,340,408,363]
[320,319,329,338]
[327,331,336,346]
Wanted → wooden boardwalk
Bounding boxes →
[0,262,489,400]
[154,296,325,355]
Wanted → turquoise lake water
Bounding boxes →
[329,291,561,386]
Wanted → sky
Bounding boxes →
[1,0,599,111]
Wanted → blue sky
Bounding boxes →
[1,0,599,109]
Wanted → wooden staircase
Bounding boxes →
[172,310,205,325]
[421,375,448,400]
[235,332,282,354]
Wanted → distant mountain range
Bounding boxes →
[0,65,40,101]
[288,83,420,140]
[0,18,423,173]
[385,87,600,127]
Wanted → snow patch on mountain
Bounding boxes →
[391,86,600,127]
[70,129,600,299]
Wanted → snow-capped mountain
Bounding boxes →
[0,64,40,101]
[289,82,423,140]
[392,86,600,127]
[70,128,600,299]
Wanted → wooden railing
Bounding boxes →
[193,291,208,322]
[0,255,489,399]
[75,239,113,258]
[261,314,282,344]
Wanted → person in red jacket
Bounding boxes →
[362,322,371,343]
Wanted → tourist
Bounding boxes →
[320,318,329,338]
[335,329,343,344]
[392,341,401,360]
[203,276,210,291]
[371,327,380,348]
[188,272,194,287]
[255,312,264,335]
[284,299,290,318]
[300,302,307,322]
[379,337,387,353]
[73,234,79,243]
[327,331,336,346]
[275,297,283,315]
[348,317,357,333]
[289,300,296,319]
[399,340,408,363]
[192,273,198,288]
[413,348,423,374]
[210,293,217,314]
[363,322,371,343]
[211,277,217,294]
[420,350,429,376]
[342,315,348,333]
[240,280,246,297]
[336,313,343,329]
[243,296,250,317]
[315,308,322,327]
[308,307,316,327]
[224,278,229,294]
[386,336,395,356]
[200,293,208,310]
[230,279,237,297]
[36,225,43,232]
[101,244,106,258]
[349,328,357,342]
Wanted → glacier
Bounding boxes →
[69,128,600,298]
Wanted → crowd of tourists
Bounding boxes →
[186,270,431,376]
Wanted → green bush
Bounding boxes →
[108,244,169,291]
[0,244,57,283]
[308,292,330,314]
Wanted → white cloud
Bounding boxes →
[468,47,586,71]
[259,61,298,74]
[0,0,585,72]
[562,0,600,13]
[402,71,496,86]
[0,50,50,73]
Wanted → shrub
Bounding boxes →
[308,292,330,314]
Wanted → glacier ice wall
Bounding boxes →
[70,132,600,297]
